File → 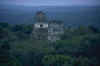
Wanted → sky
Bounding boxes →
[0,0,100,6]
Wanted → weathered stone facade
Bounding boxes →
[48,20,64,42]
[32,11,64,42]
[32,11,48,40]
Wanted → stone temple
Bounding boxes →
[32,11,64,42]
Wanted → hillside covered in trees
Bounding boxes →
[0,22,100,66]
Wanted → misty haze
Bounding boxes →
[0,5,100,27]
[0,0,100,66]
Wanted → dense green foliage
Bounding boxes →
[0,22,100,66]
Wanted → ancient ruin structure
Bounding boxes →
[32,11,64,42]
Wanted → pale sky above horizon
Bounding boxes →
[0,0,100,6]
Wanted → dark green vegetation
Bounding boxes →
[0,22,100,66]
